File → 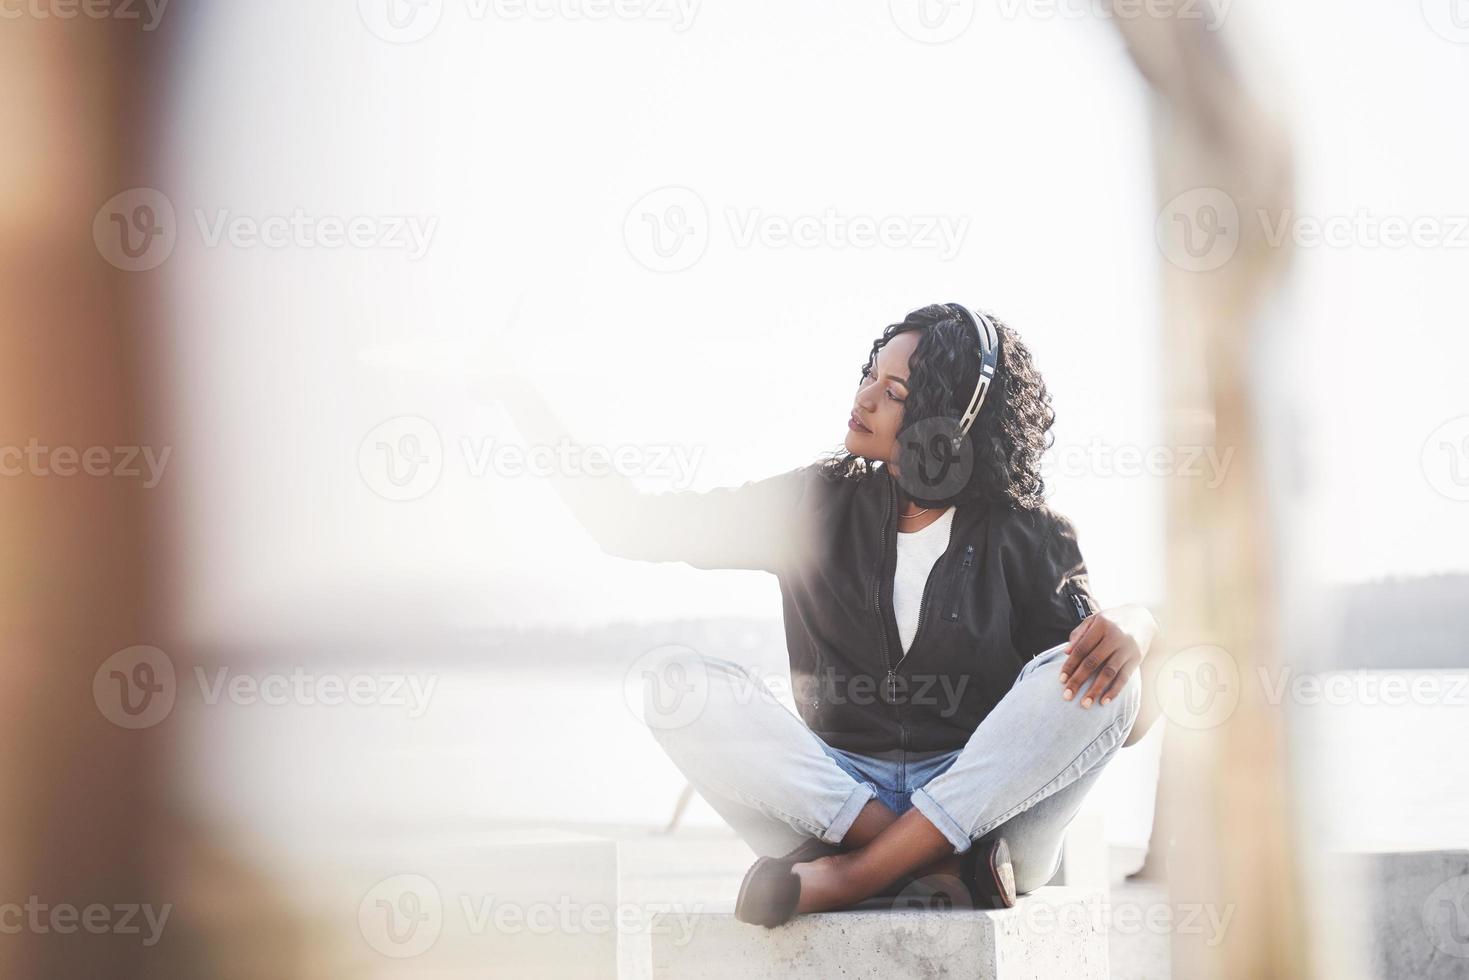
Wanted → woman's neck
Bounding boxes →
[895,491,949,532]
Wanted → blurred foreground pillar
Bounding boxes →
[0,13,170,979]
[1116,7,1310,979]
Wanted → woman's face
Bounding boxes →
[844,330,918,463]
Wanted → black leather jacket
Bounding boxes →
[592,462,1098,753]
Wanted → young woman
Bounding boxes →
[502,302,1158,926]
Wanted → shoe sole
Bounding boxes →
[735,856,802,928]
[986,837,1017,909]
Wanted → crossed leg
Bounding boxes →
[793,643,1141,911]
[641,650,883,856]
[643,643,1138,911]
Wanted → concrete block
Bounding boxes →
[1051,808,1109,894]
[648,886,1109,980]
[317,829,622,979]
[1331,849,1469,980]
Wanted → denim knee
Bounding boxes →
[1031,648,1142,734]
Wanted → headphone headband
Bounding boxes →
[944,302,1000,446]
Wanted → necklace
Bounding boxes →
[898,506,932,520]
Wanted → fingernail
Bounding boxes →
[1062,689,1073,700]
[1082,697,1093,708]
[1058,673,1069,684]
[1101,698,1111,706]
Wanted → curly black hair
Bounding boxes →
[817,304,1056,510]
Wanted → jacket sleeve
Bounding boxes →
[1014,506,1098,657]
[574,464,816,575]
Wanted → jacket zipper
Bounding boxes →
[874,476,905,747]
[875,475,894,699]
[1067,584,1093,622]
[902,521,961,663]
[944,544,976,622]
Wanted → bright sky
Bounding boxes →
[162,0,1469,643]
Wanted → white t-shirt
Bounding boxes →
[893,507,956,654]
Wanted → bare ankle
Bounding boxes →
[915,852,961,879]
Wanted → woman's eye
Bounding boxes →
[886,389,904,402]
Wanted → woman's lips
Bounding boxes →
[848,413,872,433]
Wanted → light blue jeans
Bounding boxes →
[645,642,1140,894]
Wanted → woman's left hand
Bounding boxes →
[1058,604,1158,708]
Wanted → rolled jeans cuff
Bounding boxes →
[820,781,878,844]
[909,787,972,854]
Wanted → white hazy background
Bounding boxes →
[159,0,1469,851]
